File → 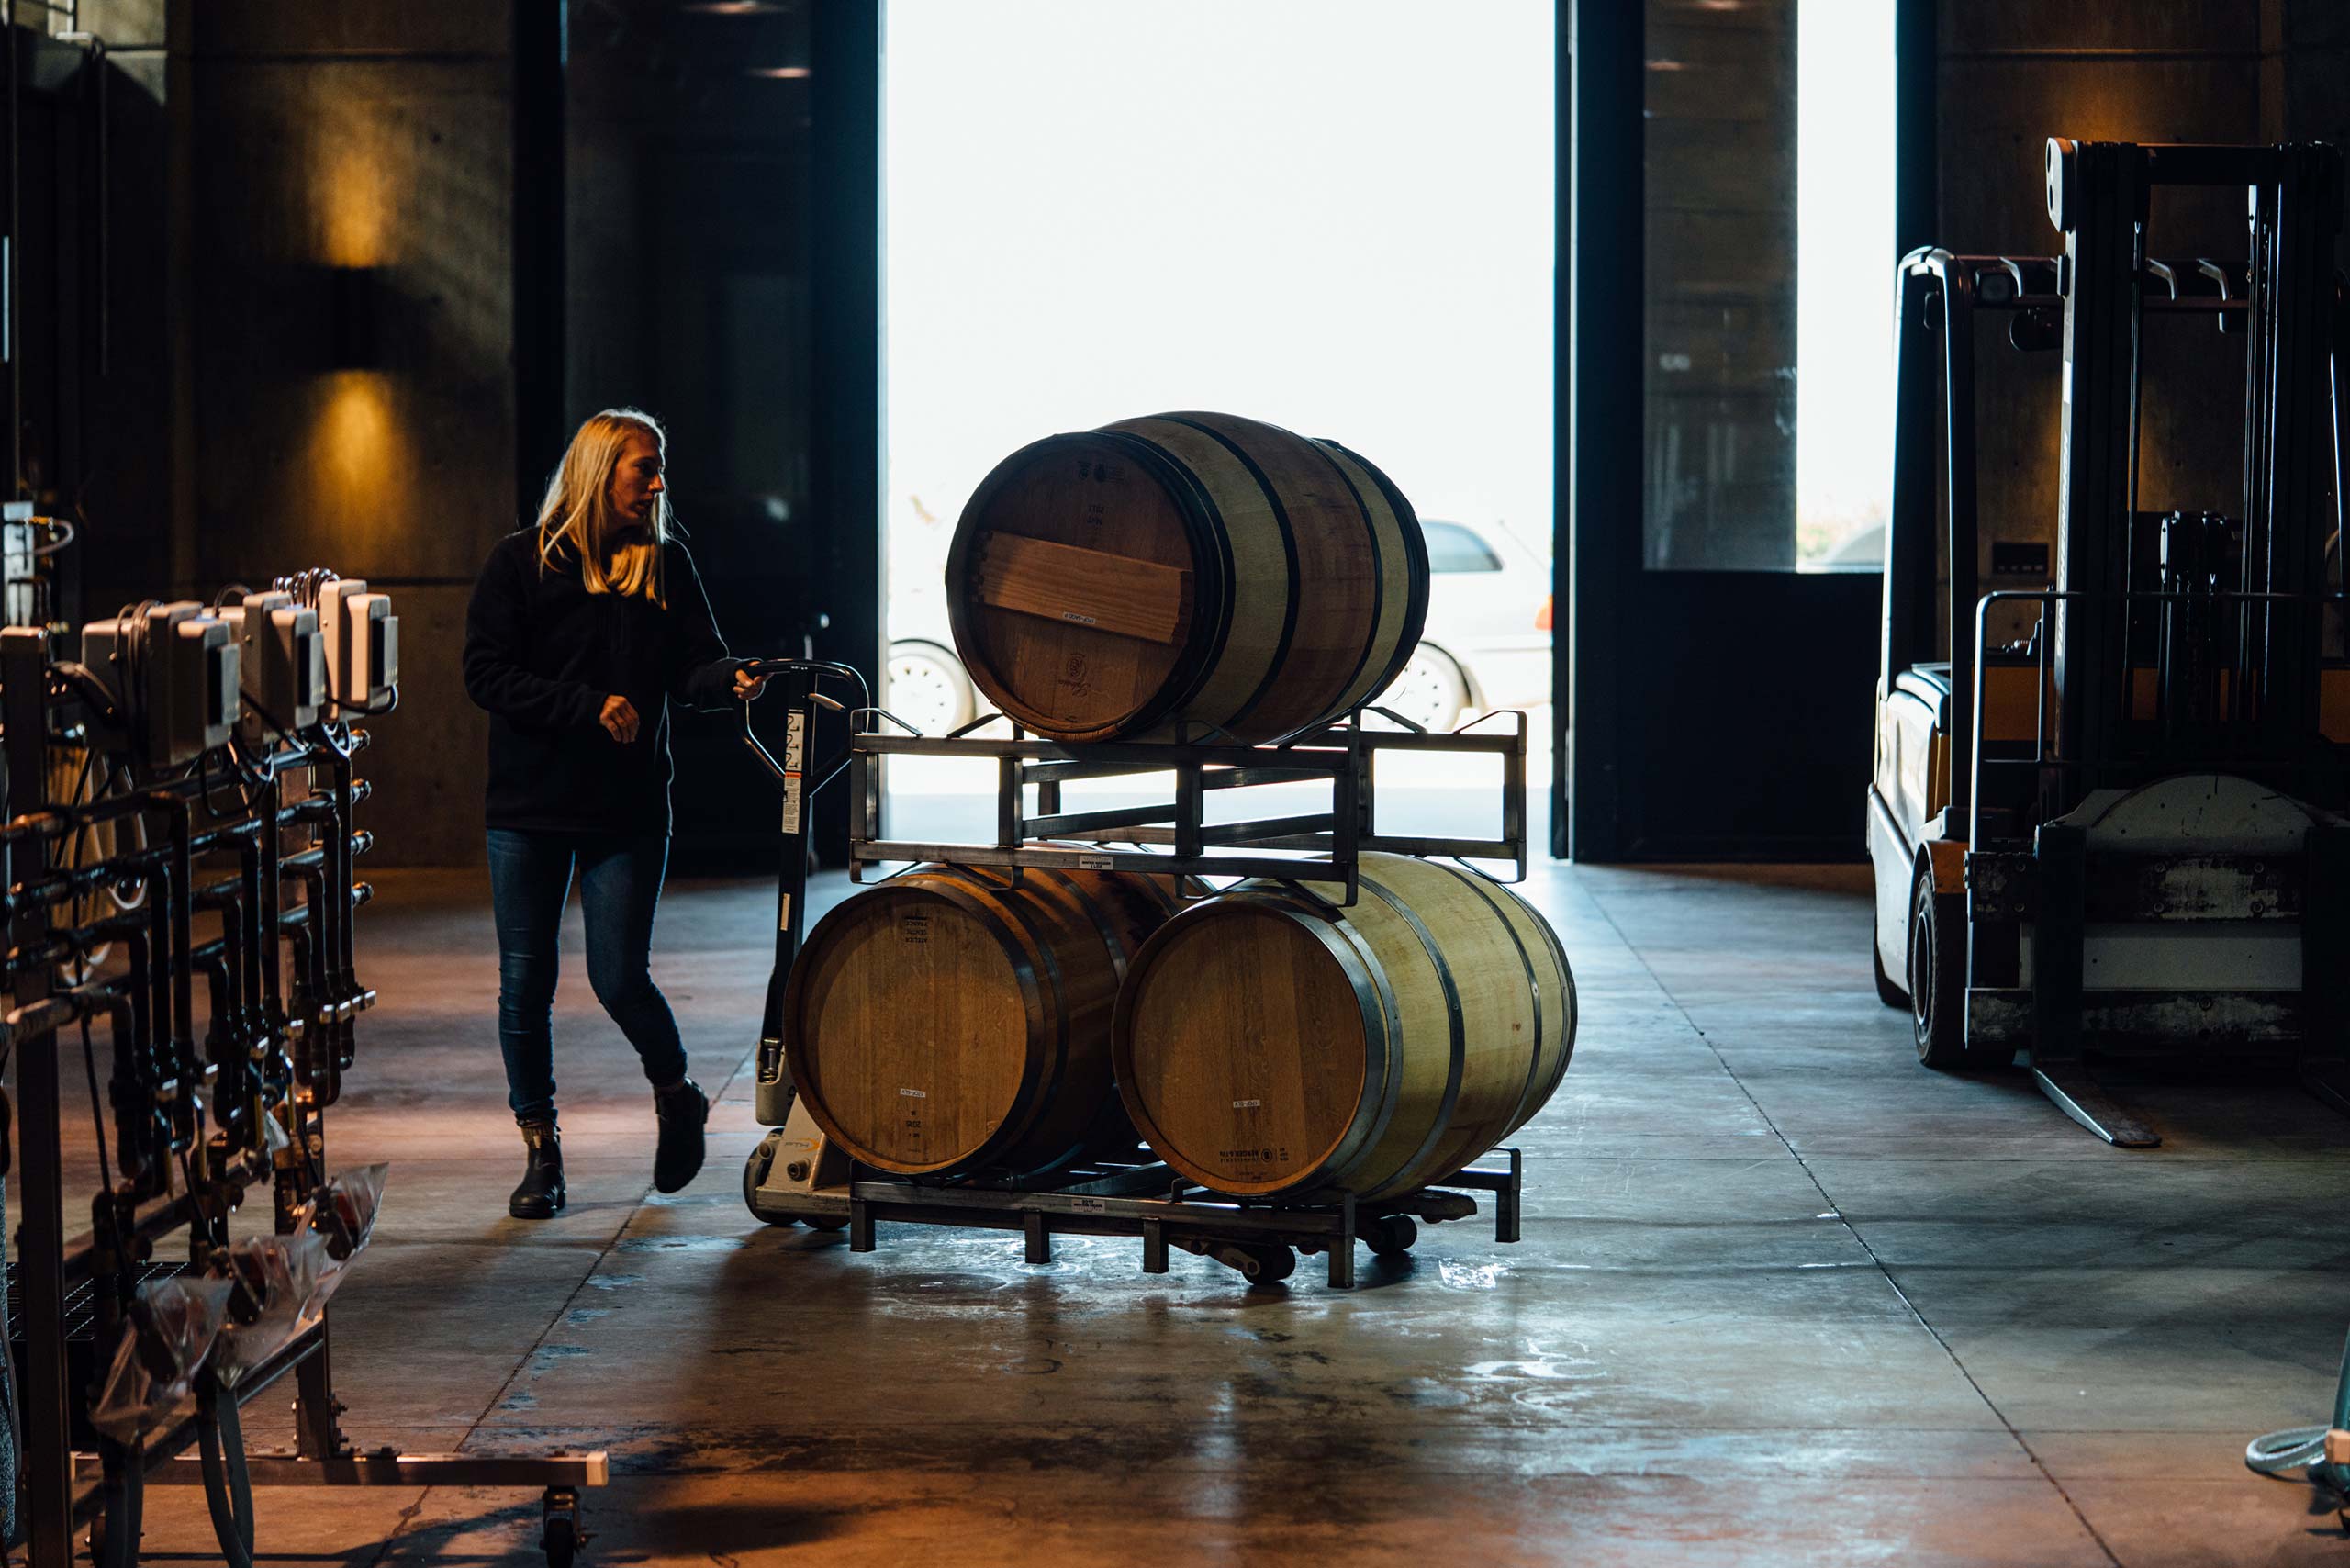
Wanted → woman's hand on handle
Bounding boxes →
[733,666,770,702]
[599,694,641,745]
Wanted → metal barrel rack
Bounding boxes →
[734,662,1534,1288]
[744,1136,1522,1290]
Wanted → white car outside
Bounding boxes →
[886,515,1551,736]
[1373,517,1552,732]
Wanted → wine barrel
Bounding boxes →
[783,865,1179,1177]
[1112,852,1573,1200]
[945,411,1428,744]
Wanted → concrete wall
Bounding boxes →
[31,1,825,869]
[1932,1,2345,654]
[8,3,173,629]
[173,3,525,867]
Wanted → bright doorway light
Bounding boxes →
[884,0,1555,705]
[1796,0,1897,567]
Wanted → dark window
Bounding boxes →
[1642,0,1894,571]
[1425,521,1504,573]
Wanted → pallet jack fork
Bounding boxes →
[1869,140,2350,1144]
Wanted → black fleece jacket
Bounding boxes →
[462,531,743,836]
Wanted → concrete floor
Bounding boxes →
[28,857,2350,1566]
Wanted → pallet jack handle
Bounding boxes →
[735,658,866,1122]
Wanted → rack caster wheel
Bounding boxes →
[805,1215,850,1233]
[1248,1245,1296,1283]
[1366,1215,1418,1256]
[1214,1242,1292,1283]
[542,1486,585,1566]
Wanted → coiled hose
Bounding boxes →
[2245,1326,2350,1516]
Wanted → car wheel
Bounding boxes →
[887,640,977,736]
[1373,645,1469,732]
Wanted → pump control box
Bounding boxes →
[317,579,397,716]
[81,601,240,769]
[219,590,324,742]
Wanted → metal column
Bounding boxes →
[4,624,72,1568]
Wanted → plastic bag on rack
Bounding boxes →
[207,1228,334,1388]
[87,1274,235,1446]
[303,1162,390,1265]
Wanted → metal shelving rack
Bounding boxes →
[0,628,605,1568]
[736,661,1535,1289]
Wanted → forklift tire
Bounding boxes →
[1908,864,1972,1070]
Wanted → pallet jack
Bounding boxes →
[1867,140,2350,1145]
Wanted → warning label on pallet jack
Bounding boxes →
[778,710,807,834]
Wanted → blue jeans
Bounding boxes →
[487,829,690,1125]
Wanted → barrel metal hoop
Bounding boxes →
[1240,888,1408,1193]
[1303,437,1388,711]
[914,871,1068,1170]
[934,868,1084,1168]
[1528,895,1577,1104]
[1033,866,1136,987]
[1427,859,1548,1137]
[1494,869,1570,1104]
[946,430,1227,740]
[1315,439,1431,698]
[1112,890,1397,1196]
[1353,872,1467,1198]
[1156,414,1306,739]
[941,435,1058,733]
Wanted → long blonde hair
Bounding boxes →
[536,408,670,604]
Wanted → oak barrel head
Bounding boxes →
[1115,902,1373,1194]
[784,887,1040,1174]
[946,432,1216,740]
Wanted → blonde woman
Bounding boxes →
[463,409,767,1218]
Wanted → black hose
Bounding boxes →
[0,1175,18,1553]
[197,1389,256,1568]
[96,1438,141,1568]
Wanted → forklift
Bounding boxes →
[1867,139,2350,1146]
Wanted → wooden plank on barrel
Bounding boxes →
[970,532,1192,645]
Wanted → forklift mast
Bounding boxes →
[1884,141,2350,846]
[2046,140,2344,808]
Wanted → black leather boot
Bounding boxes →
[509,1120,565,1219]
[652,1077,709,1194]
